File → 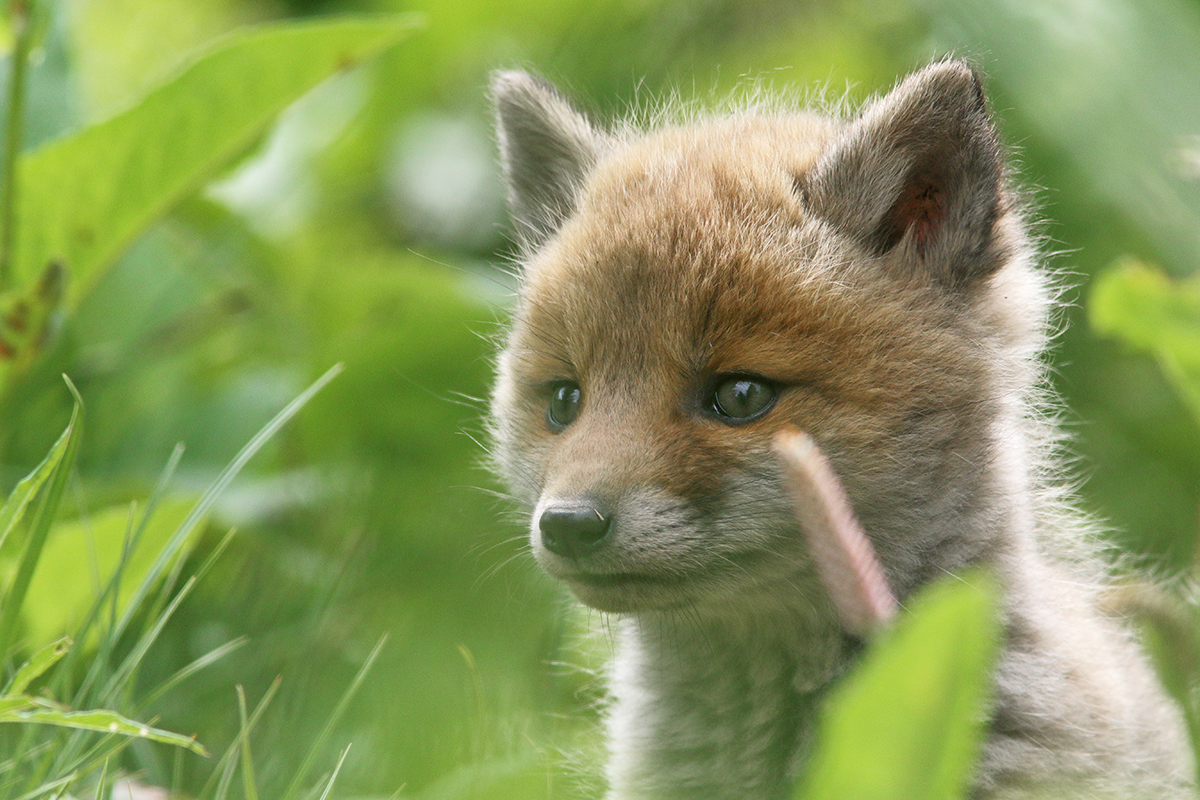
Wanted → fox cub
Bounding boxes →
[487,61,1195,799]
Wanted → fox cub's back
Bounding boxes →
[489,62,1194,799]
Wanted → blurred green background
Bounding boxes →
[2,0,1199,796]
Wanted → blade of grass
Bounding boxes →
[110,364,342,646]
[134,636,248,715]
[0,393,77,555]
[316,746,351,800]
[202,676,281,800]
[0,704,206,756]
[236,686,259,800]
[4,638,69,695]
[97,524,237,710]
[56,524,235,774]
[0,377,82,660]
[53,577,208,779]
[63,447,186,704]
[96,577,196,705]
[281,634,387,800]
[10,772,75,800]
[91,760,107,800]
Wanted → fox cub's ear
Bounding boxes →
[801,60,1005,290]
[491,71,605,252]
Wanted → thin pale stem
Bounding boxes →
[0,0,34,291]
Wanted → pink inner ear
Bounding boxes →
[889,174,943,256]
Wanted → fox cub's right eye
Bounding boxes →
[710,375,776,423]
[547,381,582,429]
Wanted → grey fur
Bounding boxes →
[488,60,1196,799]
[802,61,1005,289]
[491,71,607,251]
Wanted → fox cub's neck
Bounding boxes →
[489,62,1194,799]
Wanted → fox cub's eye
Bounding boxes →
[547,381,582,429]
[711,376,776,422]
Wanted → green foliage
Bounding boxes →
[0,15,418,398]
[798,573,1000,800]
[0,369,357,799]
[1091,259,1200,425]
[0,378,82,657]
[1089,260,1200,769]
[0,9,418,798]
[0,0,1196,798]
[12,17,419,301]
[0,389,205,792]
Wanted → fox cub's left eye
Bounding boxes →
[547,381,582,429]
[711,376,776,422]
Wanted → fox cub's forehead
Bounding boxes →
[589,114,837,209]
[570,114,839,247]
[514,114,858,355]
[521,114,844,299]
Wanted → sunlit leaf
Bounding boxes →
[1091,258,1200,425]
[798,571,1000,800]
[0,703,207,756]
[11,15,421,303]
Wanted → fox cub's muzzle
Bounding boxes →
[538,501,613,559]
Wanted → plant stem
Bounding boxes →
[0,0,34,291]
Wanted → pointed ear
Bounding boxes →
[801,61,1006,290]
[491,71,605,252]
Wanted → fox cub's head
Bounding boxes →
[489,62,1044,614]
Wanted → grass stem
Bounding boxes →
[0,0,35,290]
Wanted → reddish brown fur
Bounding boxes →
[489,63,1195,799]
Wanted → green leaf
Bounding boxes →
[0,703,207,756]
[0,260,65,389]
[0,384,75,554]
[1090,258,1200,425]
[5,637,70,695]
[17,497,197,645]
[798,571,1000,800]
[11,15,420,302]
[0,377,83,658]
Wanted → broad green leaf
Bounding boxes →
[17,497,197,645]
[5,637,70,694]
[0,703,207,755]
[798,571,1000,800]
[1090,259,1200,425]
[0,386,73,554]
[12,15,420,302]
[0,259,65,390]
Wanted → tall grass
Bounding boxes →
[0,366,384,800]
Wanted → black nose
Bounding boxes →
[539,503,612,559]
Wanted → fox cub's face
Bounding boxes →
[491,63,1033,614]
